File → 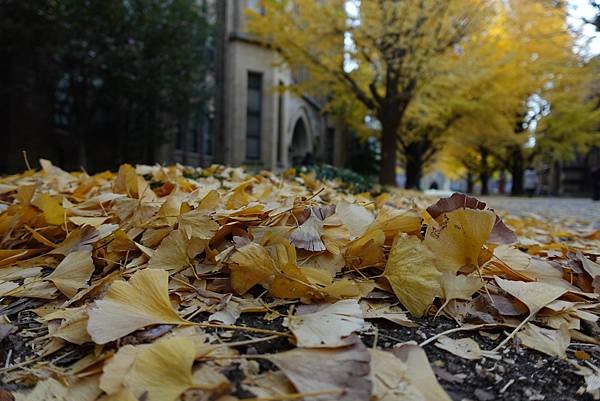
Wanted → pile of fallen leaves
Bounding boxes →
[0,160,599,401]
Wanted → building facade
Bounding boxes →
[167,0,347,170]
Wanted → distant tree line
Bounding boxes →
[0,0,214,173]
[248,0,600,194]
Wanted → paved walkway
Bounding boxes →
[481,196,600,227]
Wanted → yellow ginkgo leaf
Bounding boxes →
[345,228,385,269]
[36,193,66,226]
[437,272,483,316]
[179,208,219,240]
[46,250,95,298]
[229,242,277,295]
[383,234,441,317]
[492,276,567,351]
[367,206,422,240]
[100,337,196,401]
[424,208,495,273]
[147,229,192,272]
[126,337,196,401]
[87,269,189,344]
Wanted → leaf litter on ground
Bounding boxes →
[0,161,599,400]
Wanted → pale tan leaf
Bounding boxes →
[335,201,374,239]
[285,299,364,347]
[369,349,426,401]
[440,272,482,302]
[46,250,95,298]
[517,323,570,358]
[87,269,189,344]
[494,276,567,314]
[391,343,452,401]
[289,212,326,252]
[367,206,422,240]
[268,336,371,401]
[100,345,140,394]
[179,208,219,240]
[147,229,192,272]
[434,336,498,360]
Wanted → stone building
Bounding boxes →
[168,0,347,170]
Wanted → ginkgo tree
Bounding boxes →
[247,0,492,186]
[438,0,600,194]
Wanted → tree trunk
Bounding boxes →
[480,171,489,195]
[509,148,524,196]
[378,117,399,187]
[466,172,474,194]
[479,147,490,195]
[404,142,424,190]
[405,157,422,190]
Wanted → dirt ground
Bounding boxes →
[1,297,598,400]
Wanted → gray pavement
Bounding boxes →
[481,196,600,227]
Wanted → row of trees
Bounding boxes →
[248,0,600,193]
[1,0,214,173]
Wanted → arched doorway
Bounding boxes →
[289,118,310,166]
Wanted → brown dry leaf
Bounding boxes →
[390,343,453,401]
[383,233,440,317]
[284,299,364,347]
[516,323,570,358]
[425,208,495,273]
[434,336,498,360]
[268,336,371,401]
[45,249,95,298]
[87,269,189,344]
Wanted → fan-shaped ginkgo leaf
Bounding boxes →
[87,269,189,344]
[285,299,364,347]
[147,229,192,272]
[126,337,196,401]
[425,208,495,273]
[383,234,441,317]
[46,250,95,298]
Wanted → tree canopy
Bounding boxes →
[248,0,600,190]
[1,0,214,173]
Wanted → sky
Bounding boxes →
[568,0,600,56]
